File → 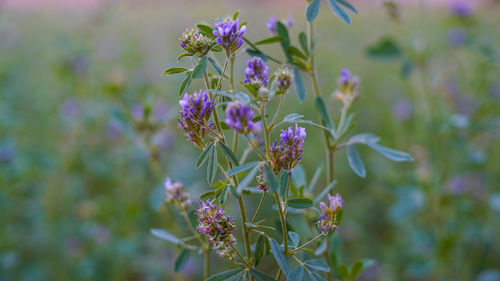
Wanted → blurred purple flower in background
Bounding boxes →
[152,129,175,151]
[106,119,124,141]
[225,101,261,135]
[392,98,413,121]
[447,28,467,46]
[266,14,293,35]
[69,55,89,77]
[449,0,472,17]
[164,178,191,210]
[131,104,145,121]
[60,98,80,119]
[0,145,16,163]
[447,176,467,194]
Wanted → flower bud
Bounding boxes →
[179,28,212,56]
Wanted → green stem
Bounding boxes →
[284,172,292,215]
[290,232,325,254]
[275,269,283,280]
[229,243,247,264]
[232,131,238,153]
[275,193,288,256]
[243,135,267,159]
[260,103,271,161]
[204,249,210,279]
[270,94,285,128]
[251,192,267,223]
[237,196,252,259]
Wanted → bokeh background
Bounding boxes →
[1,0,499,280]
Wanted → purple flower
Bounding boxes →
[213,19,246,55]
[266,15,293,35]
[196,201,237,258]
[316,193,344,233]
[450,1,472,18]
[447,28,467,46]
[269,124,306,173]
[178,90,216,148]
[165,178,191,209]
[333,68,360,105]
[244,57,269,87]
[392,98,413,121]
[60,98,80,119]
[275,66,293,92]
[131,104,145,121]
[225,100,261,135]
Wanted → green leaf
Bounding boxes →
[229,185,239,198]
[227,161,260,176]
[307,167,322,192]
[192,56,208,79]
[337,264,349,279]
[315,97,334,129]
[255,235,266,266]
[263,164,279,193]
[350,260,363,279]
[150,229,183,245]
[338,0,357,14]
[310,272,327,281]
[177,53,192,61]
[306,0,321,22]
[218,186,228,204]
[206,269,244,281]
[279,171,289,197]
[208,57,222,75]
[237,164,259,194]
[314,180,337,204]
[347,145,366,178]
[200,190,216,200]
[249,269,275,281]
[246,48,268,62]
[298,32,309,56]
[276,21,291,62]
[269,238,291,275]
[254,36,284,45]
[162,67,189,75]
[366,143,413,162]
[196,24,215,39]
[305,259,330,272]
[232,11,239,20]
[327,0,351,24]
[292,165,306,188]
[207,145,218,184]
[288,267,304,281]
[179,71,192,96]
[401,58,415,78]
[288,231,299,247]
[219,142,239,166]
[287,46,308,60]
[366,37,401,60]
[288,198,313,209]
[293,68,306,101]
[174,249,190,272]
[196,143,214,168]
[347,133,380,145]
[284,113,304,122]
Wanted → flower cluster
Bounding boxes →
[225,101,261,135]
[316,193,344,233]
[266,15,294,35]
[196,201,237,258]
[164,178,191,210]
[179,28,213,56]
[449,1,472,18]
[269,124,306,174]
[274,66,293,93]
[333,68,360,106]
[213,19,246,55]
[178,90,216,148]
[256,166,268,192]
[244,57,269,87]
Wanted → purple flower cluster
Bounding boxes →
[316,193,344,233]
[178,90,216,148]
[274,66,293,93]
[244,57,269,87]
[213,19,246,55]
[447,28,467,47]
[196,201,237,257]
[333,68,360,106]
[269,124,306,174]
[225,101,261,135]
[449,1,472,18]
[266,15,294,35]
[164,178,191,210]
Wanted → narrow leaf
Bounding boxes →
[350,260,363,279]
[249,269,275,281]
[246,48,268,62]
[287,46,308,60]
[305,259,330,272]
[347,145,366,178]
[327,0,351,24]
[314,180,337,204]
[263,164,279,193]
[288,198,313,209]
[298,32,309,56]
[207,145,218,184]
[174,249,190,272]
[288,231,299,247]
[196,24,215,39]
[255,235,266,266]
[162,67,188,75]
[150,229,183,245]
[307,167,322,192]
[279,171,288,197]
[196,143,214,168]
[254,36,284,45]
[192,56,208,79]
[227,161,260,176]
[366,143,413,162]
[237,164,259,194]
[293,68,306,101]
[338,0,358,14]
[269,238,291,275]
[288,267,304,281]
[315,97,334,129]
[219,142,239,166]
[306,0,321,22]
[179,72,192,96]
[208,57,222,75]
[206,269,244,281]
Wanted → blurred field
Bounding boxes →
[1,0,500,280]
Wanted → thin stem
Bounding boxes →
[229,243,247,264]
[290,233,326,254]
[270,94,285,128]
[232,131,238,152]
[237,196,252,259]
[284,172,292,215]
[275,269,283,281]
[181,210,205,248]
[229,54,235,90]
[275,193,288,255]
[204,249,210,279]
[260,103,271,161]
[251,192,267,223]
[217,57,230,90]
[243,135,267,159]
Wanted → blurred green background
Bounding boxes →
[1,0,499,280]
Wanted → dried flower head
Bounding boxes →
[213,18,246,55]
[333,68,360,106]
[178,90,216,148]
[164,178,191,210]
[256,166,268,192]
[244,57,269,87]
[225,100,261,135]
[269,124,306,174]
[196,201,237,257]
[274,66,293,93]
[316,193,344,233]
[179,28,213,56]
